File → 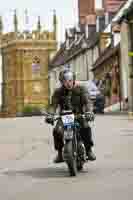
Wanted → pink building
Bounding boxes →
[103,0,127,13]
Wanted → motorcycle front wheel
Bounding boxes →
[64,140,77,176]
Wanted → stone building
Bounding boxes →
[0,11,57,117]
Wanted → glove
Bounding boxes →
[85,112,95,121]
[45,116,54,125]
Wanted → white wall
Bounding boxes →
[120,22,129,100]
[69,48,95,81]
[113,32,121,46]
[0,54,2,106]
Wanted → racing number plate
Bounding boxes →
[61,114,74,125]
[62,114,74,140]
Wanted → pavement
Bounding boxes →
[103,111,128,115]
[0,115,133,200]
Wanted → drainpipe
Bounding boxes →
[117,50,122,111]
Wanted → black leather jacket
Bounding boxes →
[51,85,91,114]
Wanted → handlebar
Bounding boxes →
[43,109,95,123]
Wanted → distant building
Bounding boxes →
[78,0,127,30]
[78,0,95,25]
[0,11,57,117]
[0,54,2,107]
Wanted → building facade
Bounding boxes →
[0,11,57,116]
[0,54,2,107]
[93,44,121,107]
[116,1,133,114]
[91,0,133,112]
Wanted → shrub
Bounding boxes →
[22,105,41,116]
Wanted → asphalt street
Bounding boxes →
[0,114,133,200]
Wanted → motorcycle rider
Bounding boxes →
[46,68,96,163]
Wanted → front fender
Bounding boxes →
[63,140,73,161]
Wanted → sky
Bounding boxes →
[0,0,102,44]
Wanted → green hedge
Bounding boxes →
[22,105,42,116]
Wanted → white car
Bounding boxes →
[79,80,100,100]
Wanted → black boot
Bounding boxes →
[86,148,96,161]
[54,150,64,163]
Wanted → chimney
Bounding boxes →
[78,0,95,25]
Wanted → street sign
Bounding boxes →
[128,52,133,56]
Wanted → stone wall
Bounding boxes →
[0,38,57,116]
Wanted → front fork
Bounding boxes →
[63,133,77,162]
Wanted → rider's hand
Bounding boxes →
[45,116,54,125]
[85,112,95,121]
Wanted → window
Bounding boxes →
[32,56,41,79]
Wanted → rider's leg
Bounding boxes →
[80,126,96,161]
[53,123,64,163]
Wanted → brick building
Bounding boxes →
[78,0,95,25]
[78,0,127,26]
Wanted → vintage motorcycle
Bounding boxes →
[43,110,94,176]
